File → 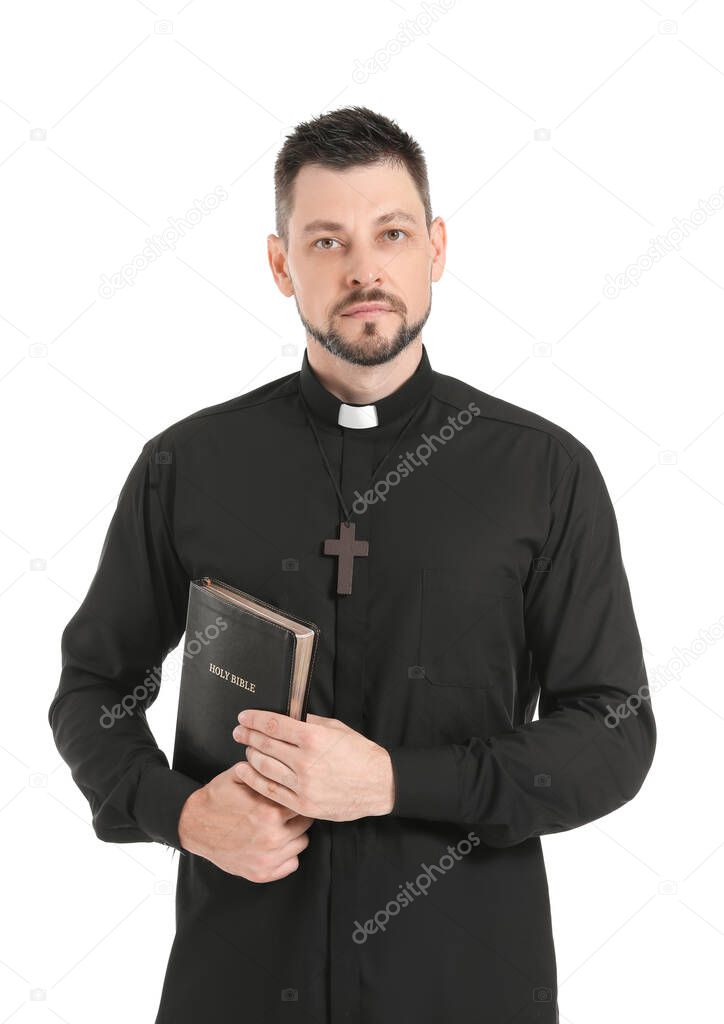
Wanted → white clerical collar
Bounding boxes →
[337,403,379,429]
[299,346,434,430]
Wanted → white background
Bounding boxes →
[3,0,722,1020]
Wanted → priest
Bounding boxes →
[49,105,656,1023]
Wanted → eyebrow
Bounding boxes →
[302,209,418,235]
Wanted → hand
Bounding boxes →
[232,711,395,822]
[178,764,314,883]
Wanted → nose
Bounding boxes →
[348,267,383,289]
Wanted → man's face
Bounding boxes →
[269,160,445,367]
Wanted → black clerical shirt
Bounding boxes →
[48,344,656,1023]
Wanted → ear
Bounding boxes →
[429,216,447,284]
[267,233,295,297]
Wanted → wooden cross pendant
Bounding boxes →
[323,521,369,595]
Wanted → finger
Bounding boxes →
[237,709,307,745]
[284,814,315,838]
[259,835,309,881]
[261,855,300,882]
[245,745,297,790]
[276,831,310,861]
[230,764,300,819]
[233,724,299,769]
[236,760,299,810]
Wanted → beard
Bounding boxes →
[294,290,432,368]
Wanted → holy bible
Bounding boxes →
[171,576,320,785]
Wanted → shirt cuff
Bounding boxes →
[387,745,459,821]
[133,762,204,851]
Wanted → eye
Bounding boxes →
[313,229,409,250]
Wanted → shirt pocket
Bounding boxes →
[419,566,516,688]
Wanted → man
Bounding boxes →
[49,105,656,1023]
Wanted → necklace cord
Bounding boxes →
[299,389,430,525]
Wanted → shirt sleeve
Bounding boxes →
[387,444,656,847]
[48,439,204,851]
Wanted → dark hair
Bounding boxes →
[273,105,432,247]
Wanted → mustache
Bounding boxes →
[337,292,402,314]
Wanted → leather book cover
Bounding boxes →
[171,576,320,785]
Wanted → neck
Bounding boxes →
[306,339,423,406]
